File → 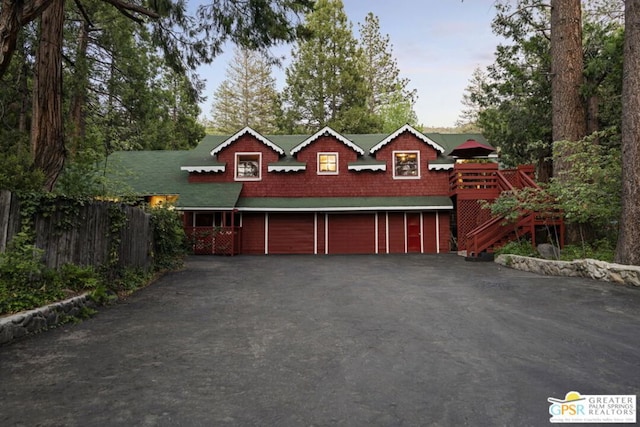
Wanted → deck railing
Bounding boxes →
[450,163,564,257]
[185,226,242,255]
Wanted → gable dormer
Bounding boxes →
[369,124,444,155]
[290,126,365,156]
[210,126,285,157]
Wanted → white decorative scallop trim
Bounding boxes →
[210,126,284,156]
[348,164,387,172]
[180,165,226,173]
[268,165,306,172]
[428,163,454,171]
[290,126,364,156]
[370,124,445,154]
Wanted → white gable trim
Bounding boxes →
[370,124,445,154]
[290,126,365,156]
[210,126,284,156]
[180,165,226,173]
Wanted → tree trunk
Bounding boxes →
[31,0,65,191]
[0,0,54,78]
[615,0,640,265]
[550,0,587,244]
[550,0,587,173]
[0,0,23,77]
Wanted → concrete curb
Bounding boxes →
[495,254,640,287]
[0,293,95,346]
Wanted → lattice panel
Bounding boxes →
[214,230,235,255]
[456,199,493,251]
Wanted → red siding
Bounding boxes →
[387,213,405,253]
[241,213,265,254]
[438,212,451,253]
[327,214,376,254]
[268,213,315,254]
[188,131,451,199]
[183,130,454,256]
[423,214,437,253]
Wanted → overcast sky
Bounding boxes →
[197,0,503,128]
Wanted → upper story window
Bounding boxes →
[393,151,420,179]
[318,152,338,175]
[235,152,261,181]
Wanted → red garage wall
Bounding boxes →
[268,213,315,254]
[241,213,265,254]
[327,213,376,254]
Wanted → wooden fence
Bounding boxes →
[0,190,152,271]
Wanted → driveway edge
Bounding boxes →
[495,254,640,287]
[0,293,95,346]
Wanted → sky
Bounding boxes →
[197,0,503,128]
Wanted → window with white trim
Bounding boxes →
[393,151,420,179]
[318,152,338,174]
[235,153,261,180]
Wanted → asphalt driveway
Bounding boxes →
[1,254,639,426]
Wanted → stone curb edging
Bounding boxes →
[0,293,95,346]
[495,255,640,287]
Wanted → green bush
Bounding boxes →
[494,239,538,257]
[559,239,616,262]
[148,205,188,270]
[0,233,106,315]
[0,232,65,314]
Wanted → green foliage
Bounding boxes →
[560,239,616,262]
[148,205,187,270]
[494,239,537,257]
[210,47,280,133]
[466,0,624,175]
[57,264,101,292]
[551,136,621,232]
[483,186,560,225]
[105,267,153,294]
[281,0,375,133]
[0,232,61,314]
[357,13,417,130]
[0,143,45,192]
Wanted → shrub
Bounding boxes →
[494,239,538,257]
[148,205,188,270]
[0,232,64,314]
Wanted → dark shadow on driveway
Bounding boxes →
[1,254,639,426]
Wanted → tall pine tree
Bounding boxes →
[358,12,417,132]
[282,0,375,133]
[210,47,279,134]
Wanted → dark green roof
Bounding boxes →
[107,127,486,210]
[236,196,452,211]
[424,132,489,155]
[107,150,241,209]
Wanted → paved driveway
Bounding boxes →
[1,254,639,426]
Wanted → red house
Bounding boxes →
[109,124,558,256]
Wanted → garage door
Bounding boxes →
[327,214,376,254]
[268,213,315,254]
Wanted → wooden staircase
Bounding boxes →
[450,164,564,259]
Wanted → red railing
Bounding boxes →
[451,163,564,257]
[449,163,500,200]
[185,226,242,256]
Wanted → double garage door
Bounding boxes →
[264,213,375,254]
[242,212,441,255]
